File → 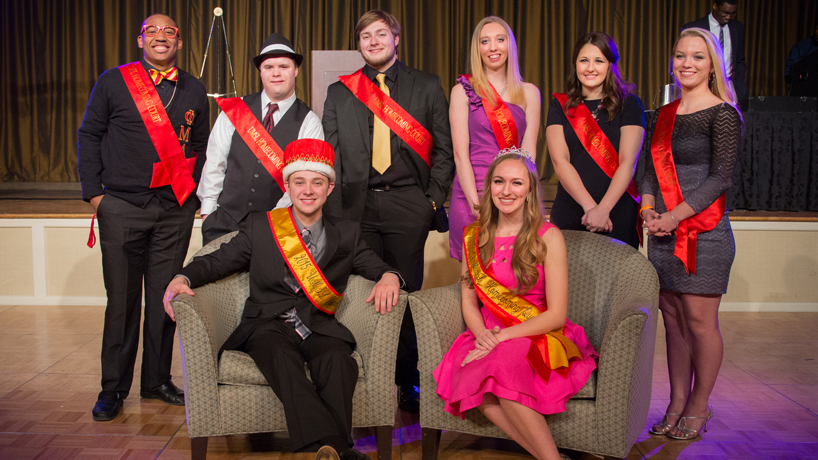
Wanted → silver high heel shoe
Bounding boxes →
[649,412,681,435]
[667,406,714,440]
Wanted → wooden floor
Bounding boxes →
[0,307,816,459]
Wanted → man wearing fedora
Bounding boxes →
[165,139,400,460]
[198,33,323,245]
[322,9,454,412]
[78,13,210,421]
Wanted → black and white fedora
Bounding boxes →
[252,33,304,68]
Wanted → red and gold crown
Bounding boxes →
[282,139,335,181]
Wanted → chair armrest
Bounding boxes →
[592,256,660,455]
[335,275,408,424]
[407,283,464,426]
[171,292,223,438]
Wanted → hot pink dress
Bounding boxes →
[433,223,598,417]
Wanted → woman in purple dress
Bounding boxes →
[448,16,541,260]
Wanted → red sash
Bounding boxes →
[119,62,195,206]
[462,74,519,149]
[554,93,640,204]
[216,97,286,192]
[650,99,725,274]
[339,69,433,167]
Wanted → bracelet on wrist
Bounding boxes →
[667,212,678,229]
[638,204,654,217]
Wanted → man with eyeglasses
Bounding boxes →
[683,0,747,106]
[78,13,210,422]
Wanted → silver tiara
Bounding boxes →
[495,147,534,162]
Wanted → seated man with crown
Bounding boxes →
[163,138,401,460]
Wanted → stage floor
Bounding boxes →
[0,307,815,459]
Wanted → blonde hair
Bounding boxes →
[472,153,547,295]
[671,28,738,107]
[467,16,525,107]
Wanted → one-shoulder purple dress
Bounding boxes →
[449,76,527,260]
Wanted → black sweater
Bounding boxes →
[78,61,210,209]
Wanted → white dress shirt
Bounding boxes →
[197,91,324,216]
[709,13,733,78]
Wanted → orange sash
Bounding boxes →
[119,62,195,206]
[268,207,343,314]
[650,99,725,274]
[462,74,519,149]
[463,223,582,383]
[216,97,286,192]
[553,93,640,203]
[339,69,433,167]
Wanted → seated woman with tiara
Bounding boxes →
[433,148,598,460]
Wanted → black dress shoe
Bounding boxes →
[398,384,419,413]
[140,381,185,406]
[92,395,123,421]
[339,448,370,460]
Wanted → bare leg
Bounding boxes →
[658,289,691,427]
[497,398,562,460]
[668,293,722,436]
[478,393,538,455]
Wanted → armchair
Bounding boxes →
[170,232,407,460]
[409,230,660,459]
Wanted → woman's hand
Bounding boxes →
[462,326,502,366]
[582,205,613,233]
[646,211,678,236]
[473,326,501,351]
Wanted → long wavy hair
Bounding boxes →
[472,152,547,295]
[670,28,739,109]
[467,16,525,107]
[564,32,634,121]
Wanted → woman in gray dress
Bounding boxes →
[640,27,742,440]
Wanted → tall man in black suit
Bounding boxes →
[322,10,455,411]
[683,0,748,106]
[164,139,401,460]
[78,13,210,421]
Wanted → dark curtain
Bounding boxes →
[2,0,816,182]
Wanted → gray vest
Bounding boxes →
[218,92,311,222]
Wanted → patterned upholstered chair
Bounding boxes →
[170,232,406,460]
[409,230,660,459]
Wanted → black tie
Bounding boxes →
[301,227,313,253]
[263,102,278,133]
[719,25,725,50]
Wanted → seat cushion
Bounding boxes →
[218,350,365,386]
[572,369,596,399]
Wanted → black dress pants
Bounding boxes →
[360,186,434,387]
[242,318,358,451]
[97,194,196,397]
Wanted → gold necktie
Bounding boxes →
[372,73,391,174]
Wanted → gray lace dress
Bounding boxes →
[641,103,742,294]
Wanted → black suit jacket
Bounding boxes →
[322,61,454,222]
[683,16,748,103]
[181,211,394,350]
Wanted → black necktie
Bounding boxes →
[263,103,279,133]
[719,25,725,50]
[301,227,313,253]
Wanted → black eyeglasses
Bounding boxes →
[141,25,179,38]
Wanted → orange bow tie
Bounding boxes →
[149,67,178,85]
